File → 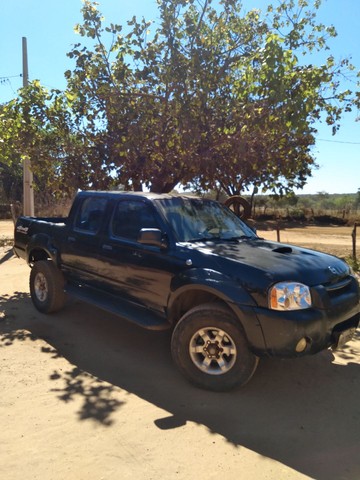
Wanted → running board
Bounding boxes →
[65,284,170,331]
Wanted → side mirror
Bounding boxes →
[138,228,168,249]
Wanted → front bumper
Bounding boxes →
[252,275,360,357]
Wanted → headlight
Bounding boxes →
[269,282,312,311]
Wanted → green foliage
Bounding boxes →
[1,82,84,196]
[0,161,22,202]
[356,188,360,208]
[345,256,360,273]
[0,0,358,197]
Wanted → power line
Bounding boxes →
[0,74,22,95]
[317,138,360,145]
[0,74,22,81]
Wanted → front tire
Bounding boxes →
[29,260,65,313]
[171,303,258,391]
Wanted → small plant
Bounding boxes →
[345,256,360,274]
[0,238,13,248]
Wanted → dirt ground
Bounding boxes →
[1,219,360,480]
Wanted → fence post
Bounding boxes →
[352,223,358,262]
[276,222,281,242]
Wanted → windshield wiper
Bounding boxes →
[233,235,255,240]
[217,234,256,241]
[187,236,222,243]
[187,235,255,243]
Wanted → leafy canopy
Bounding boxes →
[0,0,358,199]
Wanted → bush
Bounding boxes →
[314,215,347,225]
[0,204,12,220]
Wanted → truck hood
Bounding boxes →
[186,238,351,287]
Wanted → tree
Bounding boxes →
[0,80,110,199]
[355,188,360,208]
[0,104,22,202]
[1,0,358,197]
[0,161,22,203]
[64,0,358,194]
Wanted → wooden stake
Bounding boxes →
[352,223,358,262]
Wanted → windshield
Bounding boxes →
[156,196,257,243]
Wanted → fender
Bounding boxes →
[169,268,256,307]
[26,233,61,266]
[168,268,266,352]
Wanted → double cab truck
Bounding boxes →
[13,191,360,391]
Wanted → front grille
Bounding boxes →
[324,276,353,300]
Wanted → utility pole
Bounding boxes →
[22,36,34,216]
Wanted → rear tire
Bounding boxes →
[171,303,258,391]
[29,260,65,313]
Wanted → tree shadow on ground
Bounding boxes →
[0,292,124,426]
[1,291,359,480]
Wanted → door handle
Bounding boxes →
[102,244,113,251]
[68,236,76,242]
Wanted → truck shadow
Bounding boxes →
[1,291,359,480]
[0,248,14,265]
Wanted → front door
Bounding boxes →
[98,198,183,313]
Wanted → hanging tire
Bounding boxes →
[29,260,65,313]
[171,303,259,391]
[224,196,251,220]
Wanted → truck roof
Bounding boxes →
[76,190,198,201]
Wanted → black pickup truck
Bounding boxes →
[14,191,360,391]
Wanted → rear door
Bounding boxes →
[61,195,109,286]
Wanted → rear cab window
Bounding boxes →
[74,196,108,234]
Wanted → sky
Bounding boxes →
[1,0,359,195]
